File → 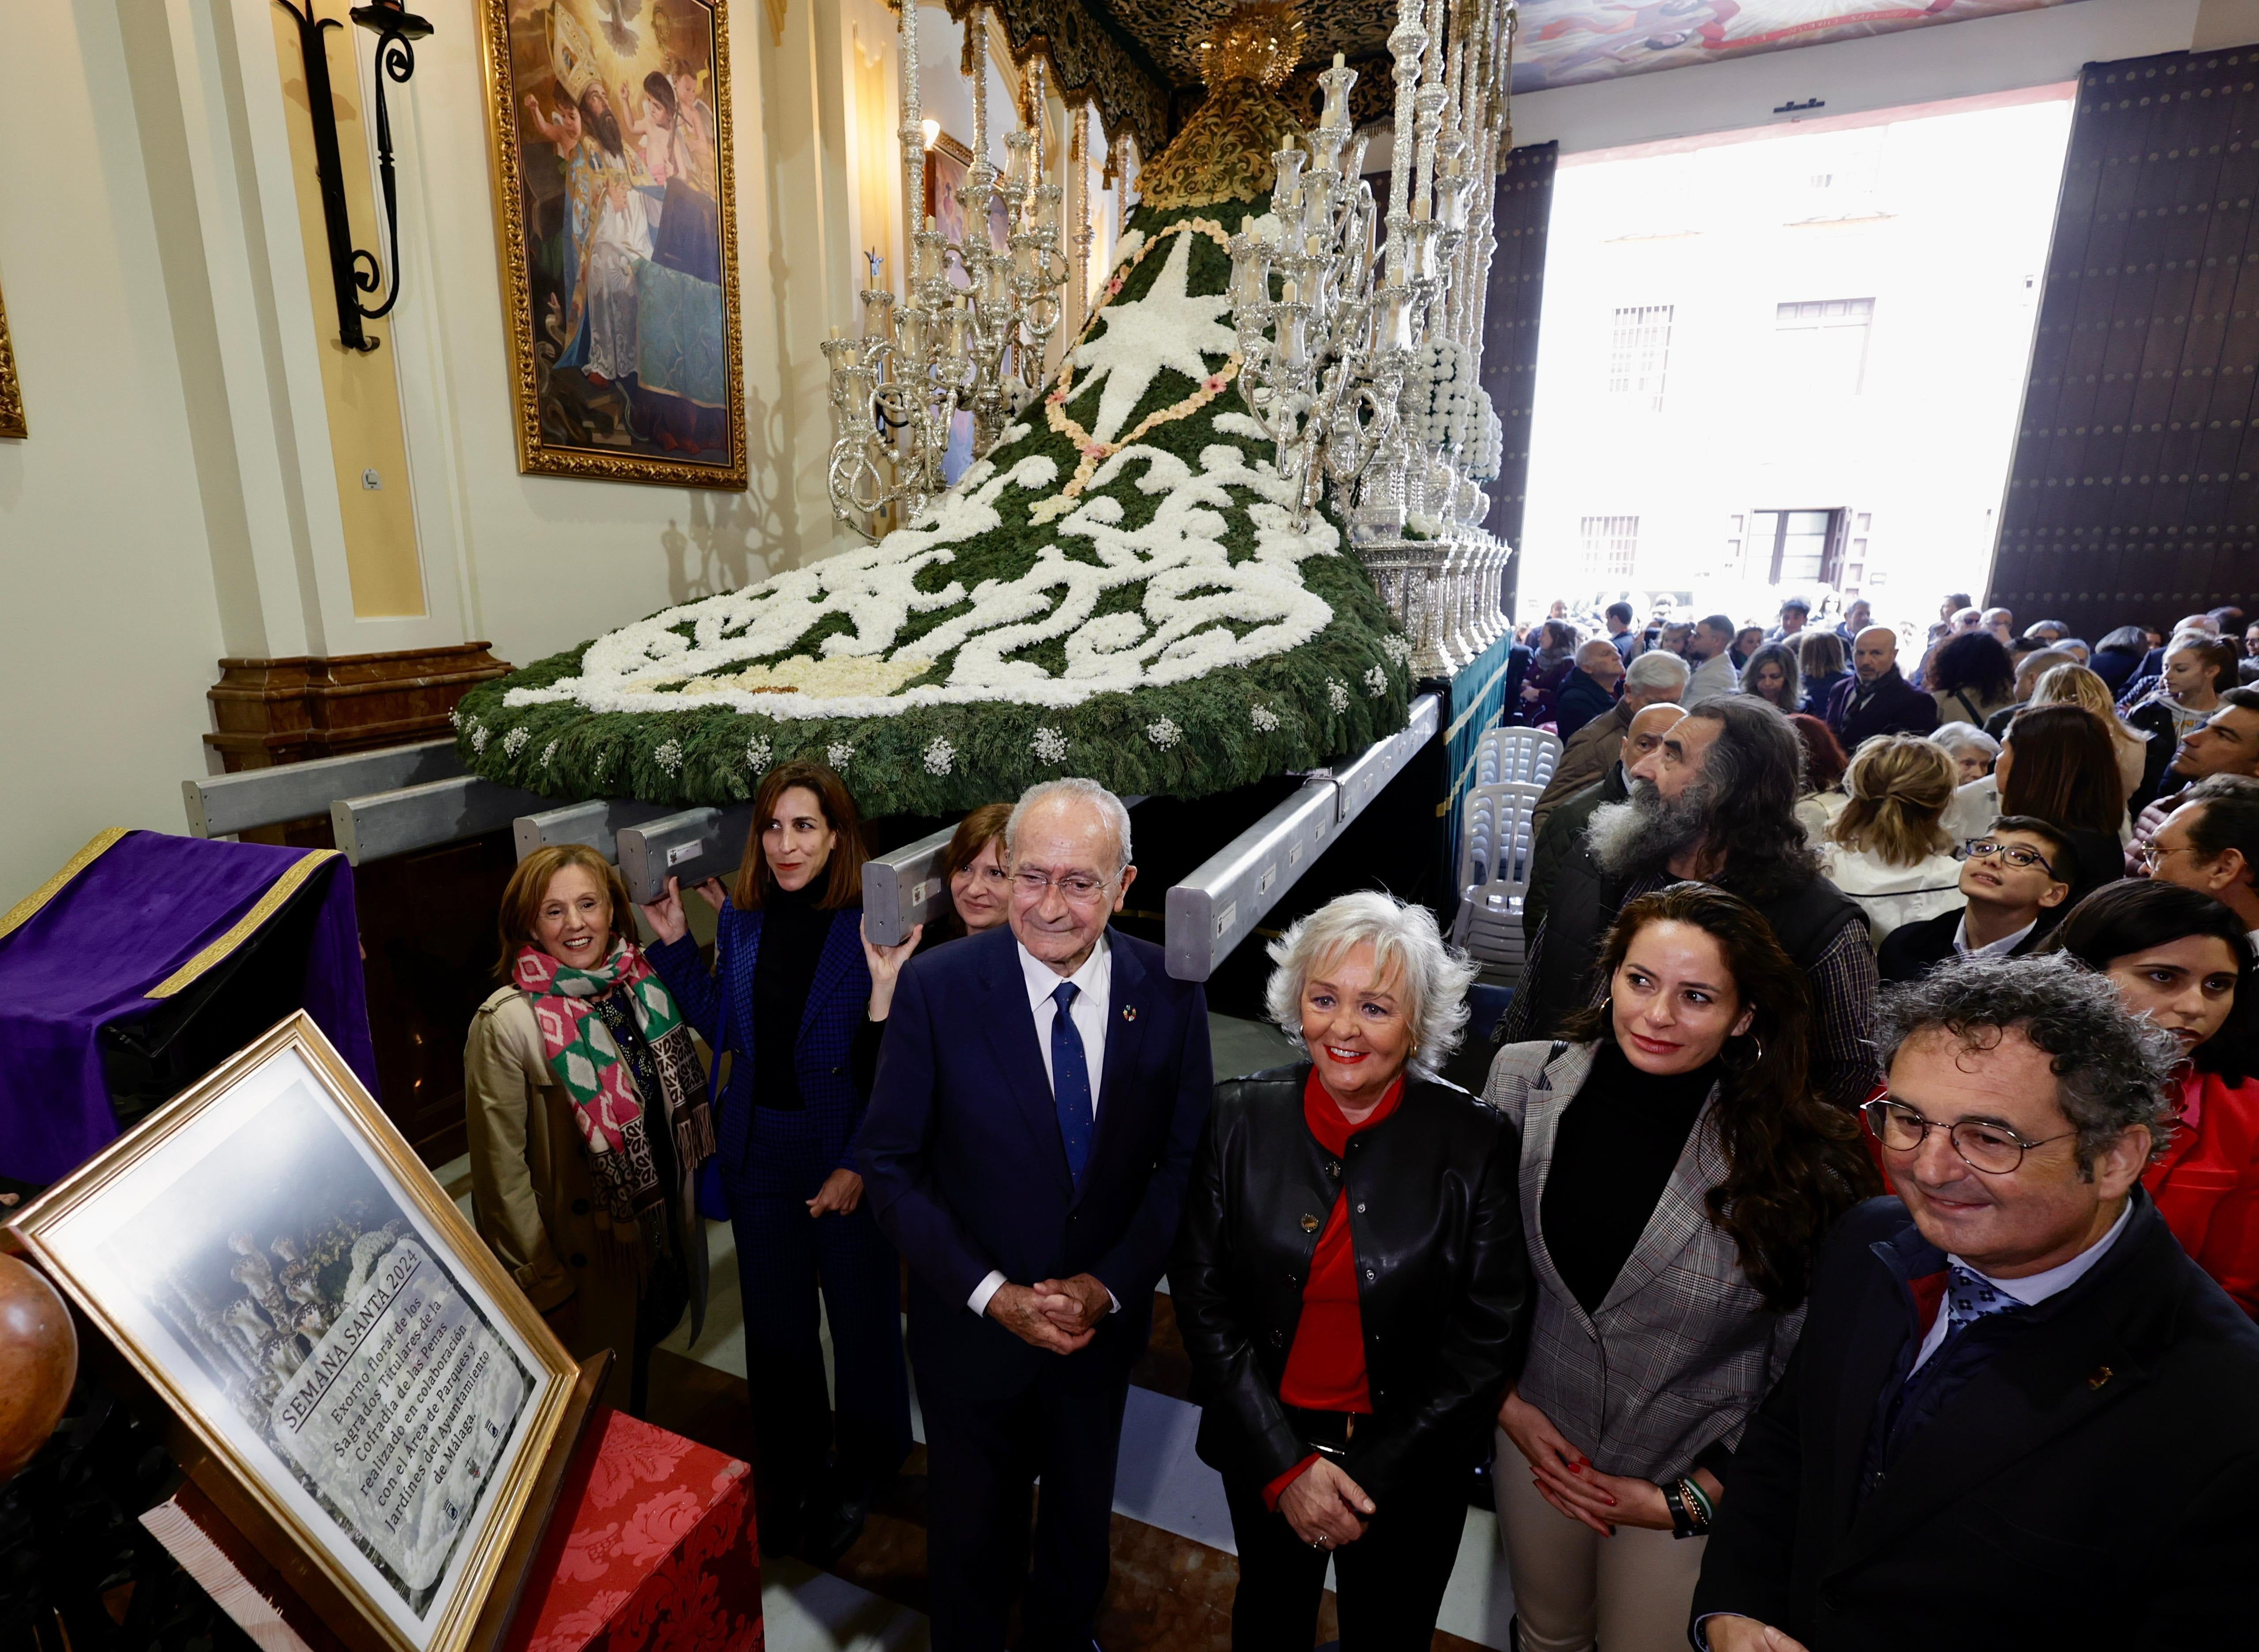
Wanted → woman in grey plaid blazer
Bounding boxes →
[1483,883,1878,1652]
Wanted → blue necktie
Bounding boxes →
[1050,981,1094,1185]
[1942,1264,2024,1337]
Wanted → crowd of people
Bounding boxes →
[456,584,2259,1652]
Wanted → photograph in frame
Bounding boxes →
[476,0,746,488]
[8,1013,584,1652]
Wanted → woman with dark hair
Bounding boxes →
[1997,703,2128,901]
[1794,630,1848,715]
[466,844,715,1415]
[1926,631,2017,728]
[2091,625,2152,695]
[855,803,1011,1066]
[2045,880,2259,1313]
[1488,884,1879,1652]
[1737,642,1800,714]
[639,761,916,1563]
[1519,620,1584,726]
[1788,712,1850,844]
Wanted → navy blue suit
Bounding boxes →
[860,923,1212,1649]
[649,905,911,1527]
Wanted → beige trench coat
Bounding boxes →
[463,985,708,1409]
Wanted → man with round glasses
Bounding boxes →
[1692,954,2259,1650]
[860,777,1213,1649]
[1878,815,2073,983]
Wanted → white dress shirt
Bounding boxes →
[1953,910,2038,961]
[967,934,1116,1319]
[1908,1198,2132,1374]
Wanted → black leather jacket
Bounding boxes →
[1171,1063,1529,1499]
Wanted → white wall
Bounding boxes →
[1511,0,2210,156]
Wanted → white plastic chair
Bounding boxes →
[1452,781,1544,978]
[1473,725,1561,791]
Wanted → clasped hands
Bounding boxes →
[985,1275,1111,1355]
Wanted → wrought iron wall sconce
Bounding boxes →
[276,0,433,353]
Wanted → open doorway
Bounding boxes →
[1516,88,2075,643]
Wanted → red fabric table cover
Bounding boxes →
[510,1408,763,1652]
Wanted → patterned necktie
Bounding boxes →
[1943,1263,2025,1342]
[1050,981,1094,1185]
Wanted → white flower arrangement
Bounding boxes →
[1407,338,1475,454]
[1250,702,1280,733]
[1145,718,1183,751]
[1468,395,1503,483]
[1365,664,1390,698]
[501,440,1341,725]
[827,742,855,770]
[592,751,610,782]
[502,727,530,758]
[448,707,462,730]
[745,734,773,772]
[469,722,490,754]
[541,739,559,770]
[1381,635,1414,667]
[1326,679,1351,714]
[1031,725,1069,763]
[923,736,956,776]
[653,740,684,776]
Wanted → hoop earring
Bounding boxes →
[1726,1031,1766,1072]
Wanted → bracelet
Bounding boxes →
[1681,1476,1716,1529]
[1661,1480,1694,1539]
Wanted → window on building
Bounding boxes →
[1578,515,1640,581]
[1775,297,1874,395]
[1607,305,1674,413]
[1749,509,1848,586]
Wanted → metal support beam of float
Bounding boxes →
[182,739,461,839]
[330,775,551,865]
[1164,693,1441,982]
[512,799,677,865]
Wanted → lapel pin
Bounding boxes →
[2086,1365,2113,1390]
[1122,1005,1137,1022]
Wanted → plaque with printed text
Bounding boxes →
[6,1012,591,1652]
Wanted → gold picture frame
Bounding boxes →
[0,271,24,439]
[476,0,746,488]
[6,1012,589,1652]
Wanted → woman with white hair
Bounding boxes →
[1174,892,1527,1649]
[1933,721,2005,846]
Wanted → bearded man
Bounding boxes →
[1497,697,1880,1111]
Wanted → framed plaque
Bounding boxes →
[6,1012,590,1652]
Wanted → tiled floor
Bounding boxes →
[439,1013,1517,1650]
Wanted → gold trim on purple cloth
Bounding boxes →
[0,827,131,944]
[146,848,341,1000]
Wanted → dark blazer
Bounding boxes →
[649,904,872,1182]
[1172,1064,1527,1500]
[1691,1194,2259,1649]
[1874,904,2049,983]
[2125,696,2184,813]
[2091,645,2145,695]
[1523,766,1624,945]
[858,923,1212,1397]
[1801,669,1849,716]
[1824,666,1939,750]
[1553,669,1617,743]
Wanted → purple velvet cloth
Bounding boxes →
[0,830,377,1185]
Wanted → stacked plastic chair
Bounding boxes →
[1452,725,1561,984]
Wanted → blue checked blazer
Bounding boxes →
[647,903,874,1183]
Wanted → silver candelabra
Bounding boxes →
[822,5,1070,533]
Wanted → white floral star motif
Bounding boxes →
[1070,230,1237,446]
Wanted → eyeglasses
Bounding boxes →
[1964,839,2056,875]
[2134,841,2195,871]
[1860,1098,2078,1175]
[1012,869,1112,905]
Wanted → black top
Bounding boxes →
[1542,1038,1718,1317]
[750,881,835,1109]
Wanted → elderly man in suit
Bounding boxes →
[860,778,1212,1651]
[1692,954,2259,1650]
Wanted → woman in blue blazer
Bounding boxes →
[641,759,917,1566]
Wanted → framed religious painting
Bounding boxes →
[5,1012,596,1652]
[0,269,24,439]
[476,0,745,487]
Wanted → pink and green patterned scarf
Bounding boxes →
[513,941,714,1238]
